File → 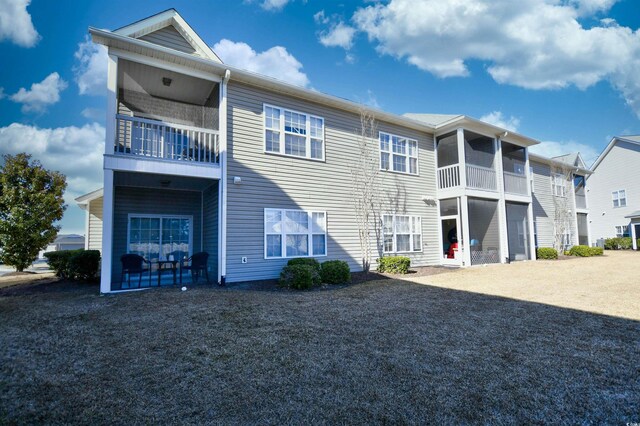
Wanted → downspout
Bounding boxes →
[219,69,230,286]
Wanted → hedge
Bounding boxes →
[604,237,633,250]
[279,264,320,290]
[536,247,558,260]
[320,260,351,284]
[44,249,101,281]
[378,256,411,274]
[287,258,321,274]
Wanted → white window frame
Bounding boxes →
[264,208,327,259]
[612,189,627,208]
[552,173,567,197]
[615,225,629,237]
[379,131,419,175]
[382,214,422,253]
[263,104,325,161]
[126,214,194,260]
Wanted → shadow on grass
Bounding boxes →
[0,276,638,424]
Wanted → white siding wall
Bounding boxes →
[88,197,103,252]
[225,81,439,282]
[531,159,578,248]
[587,141,640,242]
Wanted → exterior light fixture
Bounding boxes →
[162,77,172,87]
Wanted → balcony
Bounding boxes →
[466,164,497,191]
[115,115,219,164]
[503,171,528,195]
[575,193,587,209]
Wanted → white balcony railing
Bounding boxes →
[437,164,461,189]
[114,115,219,164]
[575,193,587,209]
[466,164,497,191]
[503,171,528,195]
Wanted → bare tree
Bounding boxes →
[350,108,382,272]
[551,162,575,253]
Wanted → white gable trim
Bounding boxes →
[113,9,221,63]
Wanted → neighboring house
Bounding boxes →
[587,135,640,250]
[38,234,86,259]
[83,9,590,293]
[529,153,591,251]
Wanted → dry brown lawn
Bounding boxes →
[413,251,640,320]
[1,252,638,424]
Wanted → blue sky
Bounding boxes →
[1,0,639,235]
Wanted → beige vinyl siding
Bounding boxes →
[587,141,640,241]
[138,25,196,55]
[111,186,203,287]
[531,159,577,248]
[88,197,103,252]
[225,81,439,283]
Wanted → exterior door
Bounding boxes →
[441,215,461,265]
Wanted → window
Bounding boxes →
[379,132,418,175]
[128,215,192,262]
[552,173,566,197]
[612,189,627,208]
[615,225,629,237]
[264,105,324,160]
[382,214,422,253]
[264,209,327,258]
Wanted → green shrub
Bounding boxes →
[588,246,604,256]
[536,247,558,260]
[69,250,101,280]
[568,245,591,257]
[563,250,571,256]
[377,256,411,274]
[605,237,633,250]
[44,249,101,281]
[44,250,76,279]
[320,260,351,284]
[287,257,321,274]
[279,264,320,290]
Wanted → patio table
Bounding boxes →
[155,259,179,286]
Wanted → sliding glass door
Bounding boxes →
[128,215,192,262]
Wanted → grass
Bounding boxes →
[1,260,639,424]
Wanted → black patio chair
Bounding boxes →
[179,252,210,284]
[120,254,151,288]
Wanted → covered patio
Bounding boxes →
[110,171,219,290]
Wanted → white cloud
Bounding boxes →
[0,0,39,47]
[314,10,329,24]
[529,140,601,167]
[81,108,104,120]
[212,39,310,87]
[0,122,105,204]
[0,87,5,99]
[10,72,67,113]
[74,37,108,96]
[245,0,291,11]
[351,0,640,117]
[479,111,520,132]
[319,21,357,50]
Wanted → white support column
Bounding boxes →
[460,195,472,266]
[100,169,114,294]
[570,173,579,246]
[219,71,230,284]
[632,223,638,251]
[105,54,118,155]
[495,138,509,263]
[527,201,536,261]
[456,128,466,189]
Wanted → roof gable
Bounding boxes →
[113,9,221,62]
[591,135,640,171]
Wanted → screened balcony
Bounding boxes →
[112,59,220,165]
[436,131,497,192]
[502,142,528,196]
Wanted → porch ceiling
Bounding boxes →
[114,171,217,191]
[118,59,217,106]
